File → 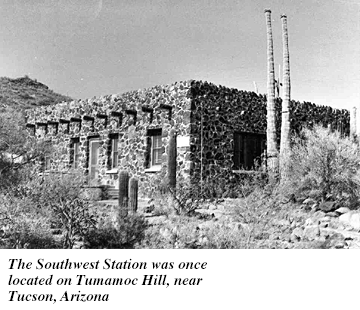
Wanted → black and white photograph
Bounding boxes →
[0,0,359,307]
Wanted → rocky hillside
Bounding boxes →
[0,76,72,110]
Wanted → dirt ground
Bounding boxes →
[95,197,360,249]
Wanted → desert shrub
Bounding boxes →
[197,221,248,249]
[232,170,270,197]
[232,186,280,248]
[190,166,268,199]
[0,194,59,249]
[138,214,249,249]
[138,215,199,248]
[148,193,176,217]
[0,109,95,249]
[146,169,204,216]
[25,172,97,248]
[0,109,50,190]
[0,219,59,249]
[168,179,206,215]
[147,166,267,216]
[283,126,360,205]
[83,213,148,249]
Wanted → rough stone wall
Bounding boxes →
[189,81,267,183]
[26,81,193,197]
[189,80,350,183]
[288,100,349,137]
[26,79,349,197]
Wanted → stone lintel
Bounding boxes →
[125,109,137,116]
[87,134,100,141]
[110,111,122,117]
[96,113,107,119]
[59,119,70,124]
[70,117,82,122]
[47,121,59,125]
[36,122,47,127]
[142,106,153,113]
[159,104,172,111]
[109,132,119,139]
[83,115,95,121]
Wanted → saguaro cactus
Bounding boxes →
[265,9,279,176]
[350,107,357,141]
[118,170,129,217]
[129,177,138,213]
[280,14,291,179]
[356,107,360,141]
[168,129,177,189]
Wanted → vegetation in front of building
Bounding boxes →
[1,103,359,249]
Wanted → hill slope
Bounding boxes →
[0,76,72,110]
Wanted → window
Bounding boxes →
[145,129,162,169]
[73,140,80,168]
[151,135,162,166]
[89,138,100,180]
[110,135,119,169]
[44,155,51,171]
[40,154,50,172]
[71,138,80,169]
[233,132,266,170]
[42,141,51,171]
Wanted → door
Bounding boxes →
[89,140,100,180]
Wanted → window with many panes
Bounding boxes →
[145,129,163,169]
[151,134,162,166]
[110,135,119,169]
[88,137,100,180]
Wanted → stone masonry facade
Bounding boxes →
[26,80,349,197]
[189,81,349,184]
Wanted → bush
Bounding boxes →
[138,215,199,249]
[0,109,50,190]
[146,169,203,216]
[232,186,279,248]
[147,167,267,217]
[284,126,360,205]
[83,214,148,249]
[0,194,59,249]
[138,214,250,249]
[0,219,59,249]
[25,172,97,248]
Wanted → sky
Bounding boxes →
[0,0,359,110]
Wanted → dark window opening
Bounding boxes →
[110,112,122,128]
[126,110,137,125]
[26,124,36,136]
[233,132,266,170]
[70,137,80,169]
[41,141,52,172]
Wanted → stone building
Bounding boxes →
[26,80,349,197]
